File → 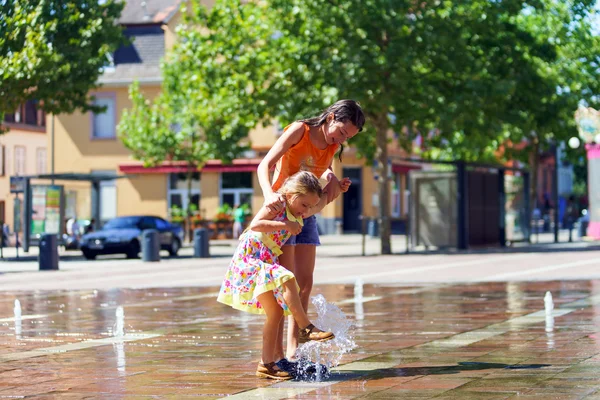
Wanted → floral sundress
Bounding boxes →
[217,207,303,315]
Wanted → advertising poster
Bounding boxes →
[30,185,63,237]
[45,186,61,234]
[31,186,47,236]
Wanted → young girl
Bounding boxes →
[217,171,335,381]
[257,100,365,370]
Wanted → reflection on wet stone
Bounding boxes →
[0,281,600,398]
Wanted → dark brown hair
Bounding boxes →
[300,99,365,161]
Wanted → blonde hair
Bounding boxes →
[279,171,323,199]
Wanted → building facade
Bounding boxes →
[0,101,47,235]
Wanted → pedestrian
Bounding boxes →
[84,218,96,234]
[217,171,335,380]
[232,203,245,239]
[1,222,8,247]
[66,216,80,239]
[565,195,579,242]
[256,99,365,371]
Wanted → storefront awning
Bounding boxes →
[392,164,422,174]
[118,159,262,174]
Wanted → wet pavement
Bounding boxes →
[2,280,600,399]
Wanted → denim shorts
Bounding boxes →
[286,215,320,246]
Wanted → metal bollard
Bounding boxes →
[142,229,160,262]
[367,218,379,238]
[359,215,366,257]
[39,234,59,270]
[335,220,343,235]
[193,228,210,258]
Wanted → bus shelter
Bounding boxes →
[393,158,531,251]
[13,173,125,252]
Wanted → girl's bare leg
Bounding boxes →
[257,291,284,364]
[282,278,326,333]
[286,245,316,359]
[274,245,295,362]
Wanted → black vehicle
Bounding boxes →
[80,216,183,260]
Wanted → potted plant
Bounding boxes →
[169,205,185,224]
[188,204,203,229]
[214,204,233,239]
[239,203,252,230]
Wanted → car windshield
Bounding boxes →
[102,217,141,230]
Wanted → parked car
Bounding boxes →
[80,216,183,260]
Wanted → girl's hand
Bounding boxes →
[285,220,302,235]
[323,174,341,203]
[264,192,285,215]
[339,177,352,193]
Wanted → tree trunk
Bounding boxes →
[374,115,392,255]
[529,137,540,240]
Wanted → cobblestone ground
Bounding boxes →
[2,280,600,399]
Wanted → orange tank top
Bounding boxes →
[272,123,339,191]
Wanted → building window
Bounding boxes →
[14,146,25,176]
[66,191,77,221]
[92,96,116,138]
[220,172,253,208]
[36,148,47,174]
[168,172,201,213]
[92,170,117,224]
[24,101,38,125]
[100,180,117,223]
[3,101,45,127]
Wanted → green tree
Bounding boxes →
[0,0,125,121]
[118,2,262,237]
[421,1,600,213]
[200,0,594,252]
[500,2,600,212]
[166,0,599,252]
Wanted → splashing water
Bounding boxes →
[543,292,555,349]
[14,299,22,338]
[354,278,365,321]
[113,342,127,375]
[544,291,554,315]
[294,294,357,381]
[354,300,365,321]
[354,278,364,302]
[114,306,125,337]
[113,307,127,374]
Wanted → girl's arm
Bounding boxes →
[322,168,342,203]
[249,205,301,234]
[257,122,305,212]
[304,193,329,217]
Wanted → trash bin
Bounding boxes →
[578,217,589,238]
[39,234,59,270]
[193,228,210,258]
[142,229,160,262]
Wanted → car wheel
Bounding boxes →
[168,238,181,257]
[82,250,97,260]
[126,240,140,259]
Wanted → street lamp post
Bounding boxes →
[573,106,600,240]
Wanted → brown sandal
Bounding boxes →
[256,362,292,380]
[298,323,335,343]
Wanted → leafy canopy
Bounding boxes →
[0,0,125,119]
